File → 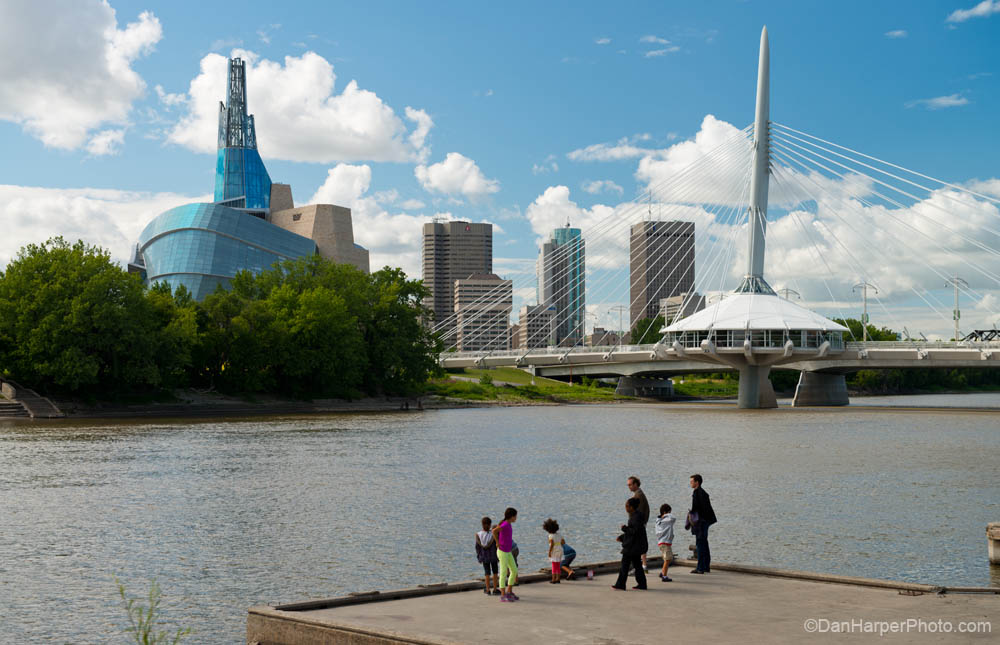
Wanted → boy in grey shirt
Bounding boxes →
[655,504,676,582]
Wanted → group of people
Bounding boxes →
[474,474,717,601]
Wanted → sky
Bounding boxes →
[1,0,998,337]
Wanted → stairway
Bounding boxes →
[0,399,30,417]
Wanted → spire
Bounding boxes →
[213,58,271,210]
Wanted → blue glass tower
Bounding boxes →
[213,58,271,213]
[537,223,586,344]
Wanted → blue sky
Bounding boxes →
[1,0,998,335]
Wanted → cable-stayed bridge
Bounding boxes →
[433,27,1000,408]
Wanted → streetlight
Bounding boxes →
[944,275,968,341]
[852,281,878,342]
[609,305,628,349]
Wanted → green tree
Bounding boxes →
[834,318,897,342]
[631,315,665,344]
[0,238,161,394]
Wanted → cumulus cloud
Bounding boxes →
[905,94,969,110]
[595,37,611,45]
[85,129,126,156]
[582,179,624,196]
[167,50,432,163]
[0,185,208,268]
[946,0,1000,22]
[885,29,908,38]
[567,133,656,161]
[640,35,670,45]
[415,152,500,199]
[0,1,161,153]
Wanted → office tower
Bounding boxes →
[422,221,493,334]
[517,304,557,349]
[659,292,707,325]
[537,223,585,345]
[629,220,694,328]
[454,273,512,351]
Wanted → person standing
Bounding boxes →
[627,476,650,572]
[491,507,520,601]
[611,498,648,590]
[689,474,717,574]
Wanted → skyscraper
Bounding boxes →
[454,273,512,351]
[537,223,585,345]
[629,220,695,328]
[422,221,493,334]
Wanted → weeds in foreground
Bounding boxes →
[116,577,190,644]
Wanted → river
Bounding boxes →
[2,394,998,642]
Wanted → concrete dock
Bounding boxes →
[248,559,997,644]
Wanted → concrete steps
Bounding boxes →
[0,400,29,417]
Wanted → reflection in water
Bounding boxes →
[1,401,998,641]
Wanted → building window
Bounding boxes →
[292,213,301,221]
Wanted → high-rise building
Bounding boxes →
[454,273,511,351]
[659,291,707,325]
[517,304,557,349]
[422,221,492,334]
[132,58,369,300]
[537,223,585,345]
[629,220,695,328]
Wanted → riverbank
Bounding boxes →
[248,558,999,644]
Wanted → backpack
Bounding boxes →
[475,531,495,563]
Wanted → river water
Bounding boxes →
[2,395,999,642]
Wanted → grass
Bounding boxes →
[426,368,632,403]
[671,377,739,398]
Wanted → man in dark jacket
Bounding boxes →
[611,498,648,590]
[627,476,650,572]
[689,473,717,574]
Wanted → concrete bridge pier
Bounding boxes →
[792,371,849,407]
[737,365,777,409]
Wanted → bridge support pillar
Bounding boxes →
[737,365,777,409]
[792,372,849,407]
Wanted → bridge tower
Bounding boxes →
[660,27,850,408]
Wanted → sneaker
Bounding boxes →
[610,585,626,591]
[484,588,491,595]
[500,594,510,602]
[660,576,673,582]
[690,569,704,574]
[632,585,647,590]
[492,589,501,596]
[508,591,520,601]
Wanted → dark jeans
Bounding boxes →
[695,523,711,572]
[613,552,647,589]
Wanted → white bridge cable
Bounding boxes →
[452,139,753,356]
[771,122,1000,208]
[770,139,1000,298]
[432,126,753,344]
[770,133,1000,266]
[770,155,957,329]
[774,162,916,342]
[439,129,755,352]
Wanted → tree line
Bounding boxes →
[0,238,441,399]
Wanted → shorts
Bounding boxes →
[551,561,561,574]
[561,553,576,567]
[482,559,498,575]
[659,544,674,562]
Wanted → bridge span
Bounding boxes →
[440,340,1000,406]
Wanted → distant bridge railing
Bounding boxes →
[846,341,1000,350]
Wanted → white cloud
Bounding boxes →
[154,85,186,107]
[567,134,656,161]
[167,50,432,163]
[532,156,559,175]
[85,128,126,156]
[885,29,908,38]
[947,0,1000,22]
[904,94,969,110]
[644,47,680,58]
[0,2,162,153]
[0,185,208,268]
[640,35,670,45]
[415,152,500,199]
[399,198,426,210]
[582,179,624,196]
[595,37,611,45]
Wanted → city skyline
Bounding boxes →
[1,1,998,336]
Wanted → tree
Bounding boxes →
[631,315,665,345]
[834,318,897,342]
[0,238,162,394]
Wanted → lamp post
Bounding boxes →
[852,281,878,342]
[944,275,968,341]
[609,305,628,349]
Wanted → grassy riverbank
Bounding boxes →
[426,368,633,403]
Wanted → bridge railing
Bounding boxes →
[846,341,1000,350]
[443,344,658,360]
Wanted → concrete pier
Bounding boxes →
[248,559,998,644]
[792,371,850,407]
[990,523,1000,565]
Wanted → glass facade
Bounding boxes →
[214,147,271,210]
[138,203,317,301]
